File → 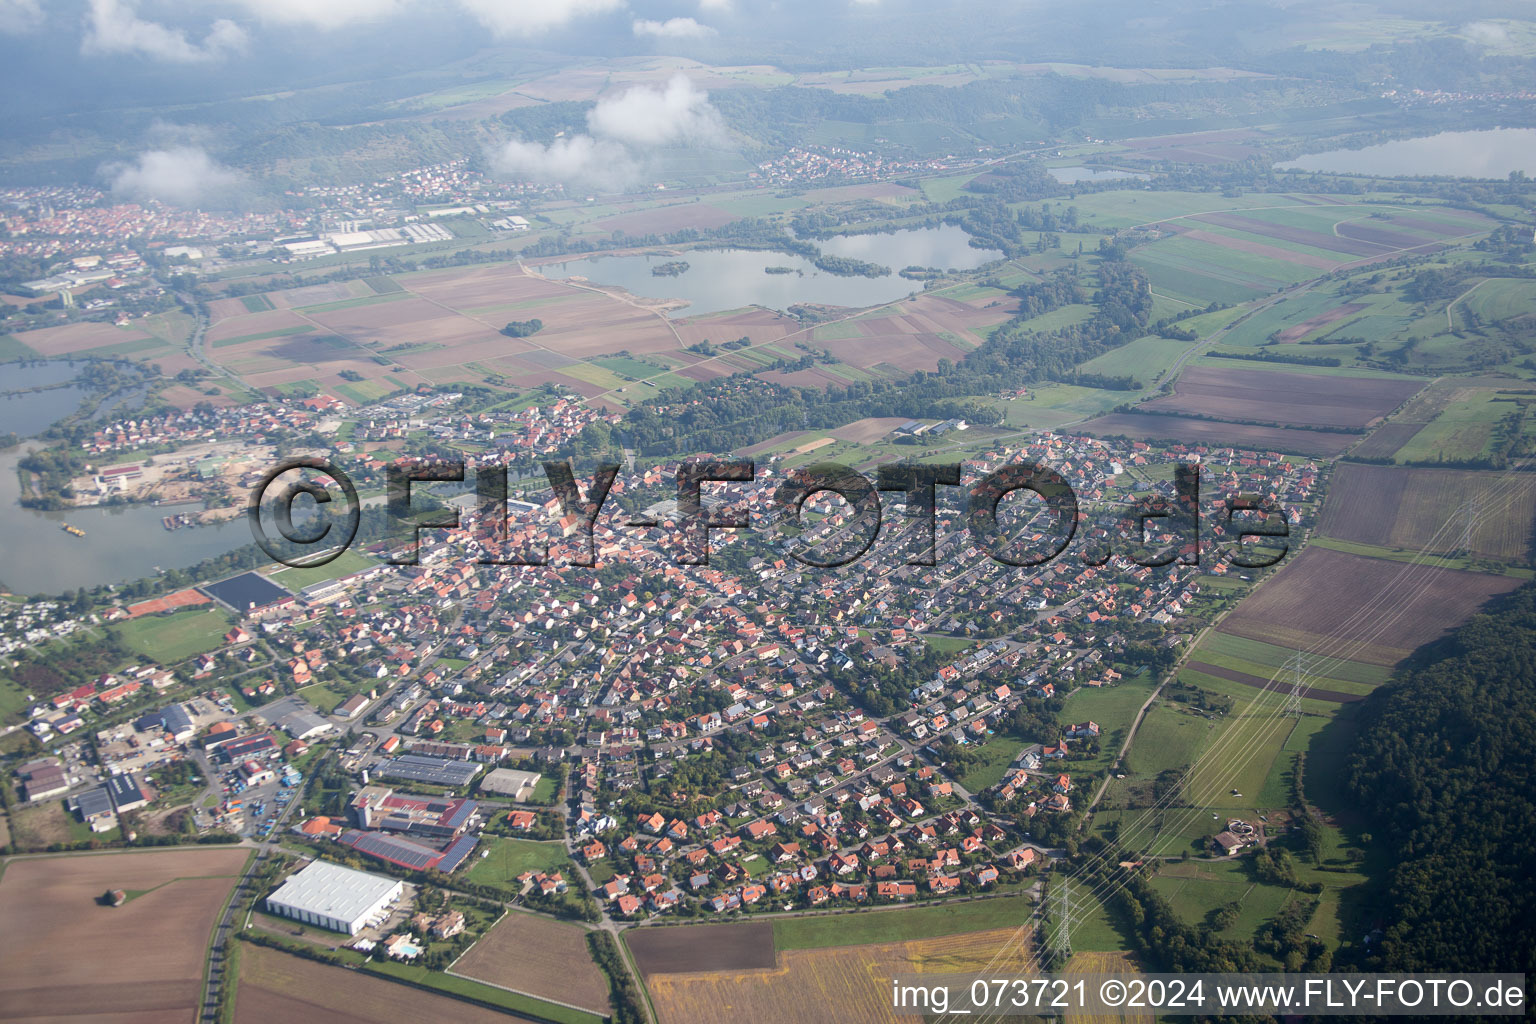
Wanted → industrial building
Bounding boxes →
[351,785,479,838]
[479,767,542,799]
[265,860,403,936]
[374,753,481,788]
[200,572,295,617]
[106,772,148,813]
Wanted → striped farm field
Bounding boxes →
[643,925,1035,1024]
[1318,462,1536,561]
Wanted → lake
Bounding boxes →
[0,447,247,595]
[0,362,93,438]
[539,225,1003,317]
[1049,166,1151,183]
[1275,128,1536,178]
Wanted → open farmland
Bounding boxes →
[1216,547,1523,666]
[643,926,1033,1024]
[1075,412,1360,456]
[1122,200,1494,304]
[628,921,776,976]
[8,320,163,358]
[1318,463,1536,561]
[452,911,611,1015]
[233,944,513,1024]
[1063,951,1154,1024]
[1137,367,1422,429]
[0,847,248,1023]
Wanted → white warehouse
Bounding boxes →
[265,859,403,935]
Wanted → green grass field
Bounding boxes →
[957,735,1029,791]
[268,550,377,592]
[294,293,411,315]
[1392,391,1511,463]
[1148,859,1296,946]
[0,334,40,361]
[773,894,1033,950]
[112,607,233,664]
[1076,335,1192,385]
[464,837,574,893]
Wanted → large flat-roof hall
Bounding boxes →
[264,859,402,935]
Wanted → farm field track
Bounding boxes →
[1137,367,1423,430]
[1319,463,1536,561]
[644,925,1034,1024]
[1216,547,1524,666]
[1074,413,1361,457]
[446,911,611,1014]
[233,944,512,1024]
[0,847,248,1023]
[628,921,776,976]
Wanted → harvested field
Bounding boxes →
[830,417,913,443]
[10,321,157,357]
[1217,547,1522,666]
[234,944,512,1024]
[1349,421,1422,459]
[644,925,1033,1024]
[1064,951,1154,1024]
[1336,222,1443,251]
[453,911,611,1015]
[0,847,248,1023]
[1174,227,1339,270]
[1275,302,1368,342]
[1185,661,1363,703]
[629,921,775,977]
[1318,463,1536,561]
[1138,367,1422,430]
[1188,213,1384,258]
[1076,412,1360,456]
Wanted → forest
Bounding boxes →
[1344,583,1536,973]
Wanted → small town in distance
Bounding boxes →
[0,3,1532,1023]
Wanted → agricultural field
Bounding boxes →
[1136,366,1423,430]
[1076,335,1194,386]
[452,910,611,1015]
[643,925,1035,1024]
[234,943,515,1024]
[1147,859,1296,945]
[1389,389,1530,464]
[111,606,234,664]
[1318,462,1536,562]
[1216,547,1524,666]
[1062,951,1154,1024]
[628,921,776,976]
[1075,412,1361,456]
[773,893,1033,950]
[0,847,248,1021]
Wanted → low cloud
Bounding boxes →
[491,135,638,192]
[82,0,247,63]
[1462,20,1510,47]
[456,0,625,37]
[491,75,727,193]
[586,75,725,148]
[633,16,716,39]
[103,146,246,207]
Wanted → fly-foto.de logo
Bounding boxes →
[247,458,1289,571]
